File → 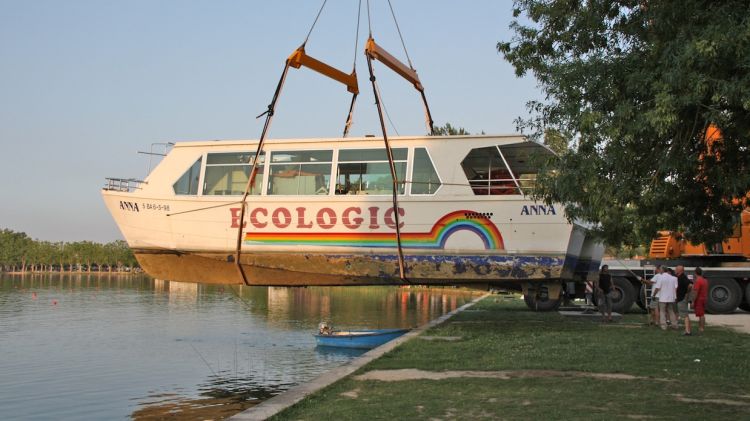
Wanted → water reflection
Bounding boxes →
[314,346,368,359]
[0,273,477,420]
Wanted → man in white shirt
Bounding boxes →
[646,266,664,326]
[654,267,679,330]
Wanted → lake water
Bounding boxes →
[0,273,476,420]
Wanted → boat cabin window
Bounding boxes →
[460,147,519,195]
[267,150,332,195]
[498,143,547,194]
[410,148,441,195]
[173,157,202,195]
[335,148,407,195]
[203,152,265,196]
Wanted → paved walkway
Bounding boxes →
[706,311,750,334]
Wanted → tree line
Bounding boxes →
[0,228,138,273]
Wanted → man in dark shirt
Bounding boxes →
[675,265,693,335]
[597,265,613,322]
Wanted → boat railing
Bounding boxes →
[103,178,145,192]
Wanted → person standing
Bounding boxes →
[692,267,709,333]
[667,267,679,322]
[596,265,613,322]
[675,265,693,335]
[646,266,664,326]
[654,267,678,330]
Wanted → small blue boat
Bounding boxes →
[314,328,410,349]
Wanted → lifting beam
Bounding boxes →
[287,46,360,137]
[287,47,359,95]
[365,37,435,135]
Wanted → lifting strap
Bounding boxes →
[233,61,291,286]
[343,0,363,138]
[365,48,408,282]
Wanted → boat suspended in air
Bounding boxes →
[101,133,602,289]
[101,1,603,300]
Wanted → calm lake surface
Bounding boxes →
[0,273,476,420]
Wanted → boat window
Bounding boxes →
[411,148,441,195]
[173,157,202,195]
[267,150,332,195]
[498,143,549,194]
[336,148,407,195]
[339,148,407,162]
[203,152,265,196]
[460,147,519,195]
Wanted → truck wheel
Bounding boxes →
[739,283,750,312]
[706,278,742,314]
[636,284,648,311]
[611,277,636,314]
[523,287,562,312]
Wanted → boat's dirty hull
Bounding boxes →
[134,249,566,286]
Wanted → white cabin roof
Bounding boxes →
[170,134,528,149]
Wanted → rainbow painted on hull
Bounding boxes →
[244,210,505,250]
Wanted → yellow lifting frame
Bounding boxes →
[365,37,421,90]
[287,47,359,95]
[365,37,434,134]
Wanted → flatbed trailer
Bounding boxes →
[602,259,750,314]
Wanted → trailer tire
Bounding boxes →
[706,278,742,314]
[610,277,636,314]
[739,283,750,312]
[523,290,562,312]
[636,284,648,311]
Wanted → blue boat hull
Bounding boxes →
[314,328,410,349]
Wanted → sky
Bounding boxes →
[0,0,541,243]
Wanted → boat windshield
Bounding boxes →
[173,157,202,195]
[461,142,549,195]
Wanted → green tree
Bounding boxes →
[498,0,750,246]
[111,240,137,269]
[7,231,33,272]
[543,128,568,155]
[0,228,139,272]
[78,241,96,271]
[431,123,470,136]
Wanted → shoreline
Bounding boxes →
[3,271,141,276]
[229,292,489,421]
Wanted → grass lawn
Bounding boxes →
[271,296,750,420]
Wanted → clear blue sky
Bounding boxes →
[0,0,540,243]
